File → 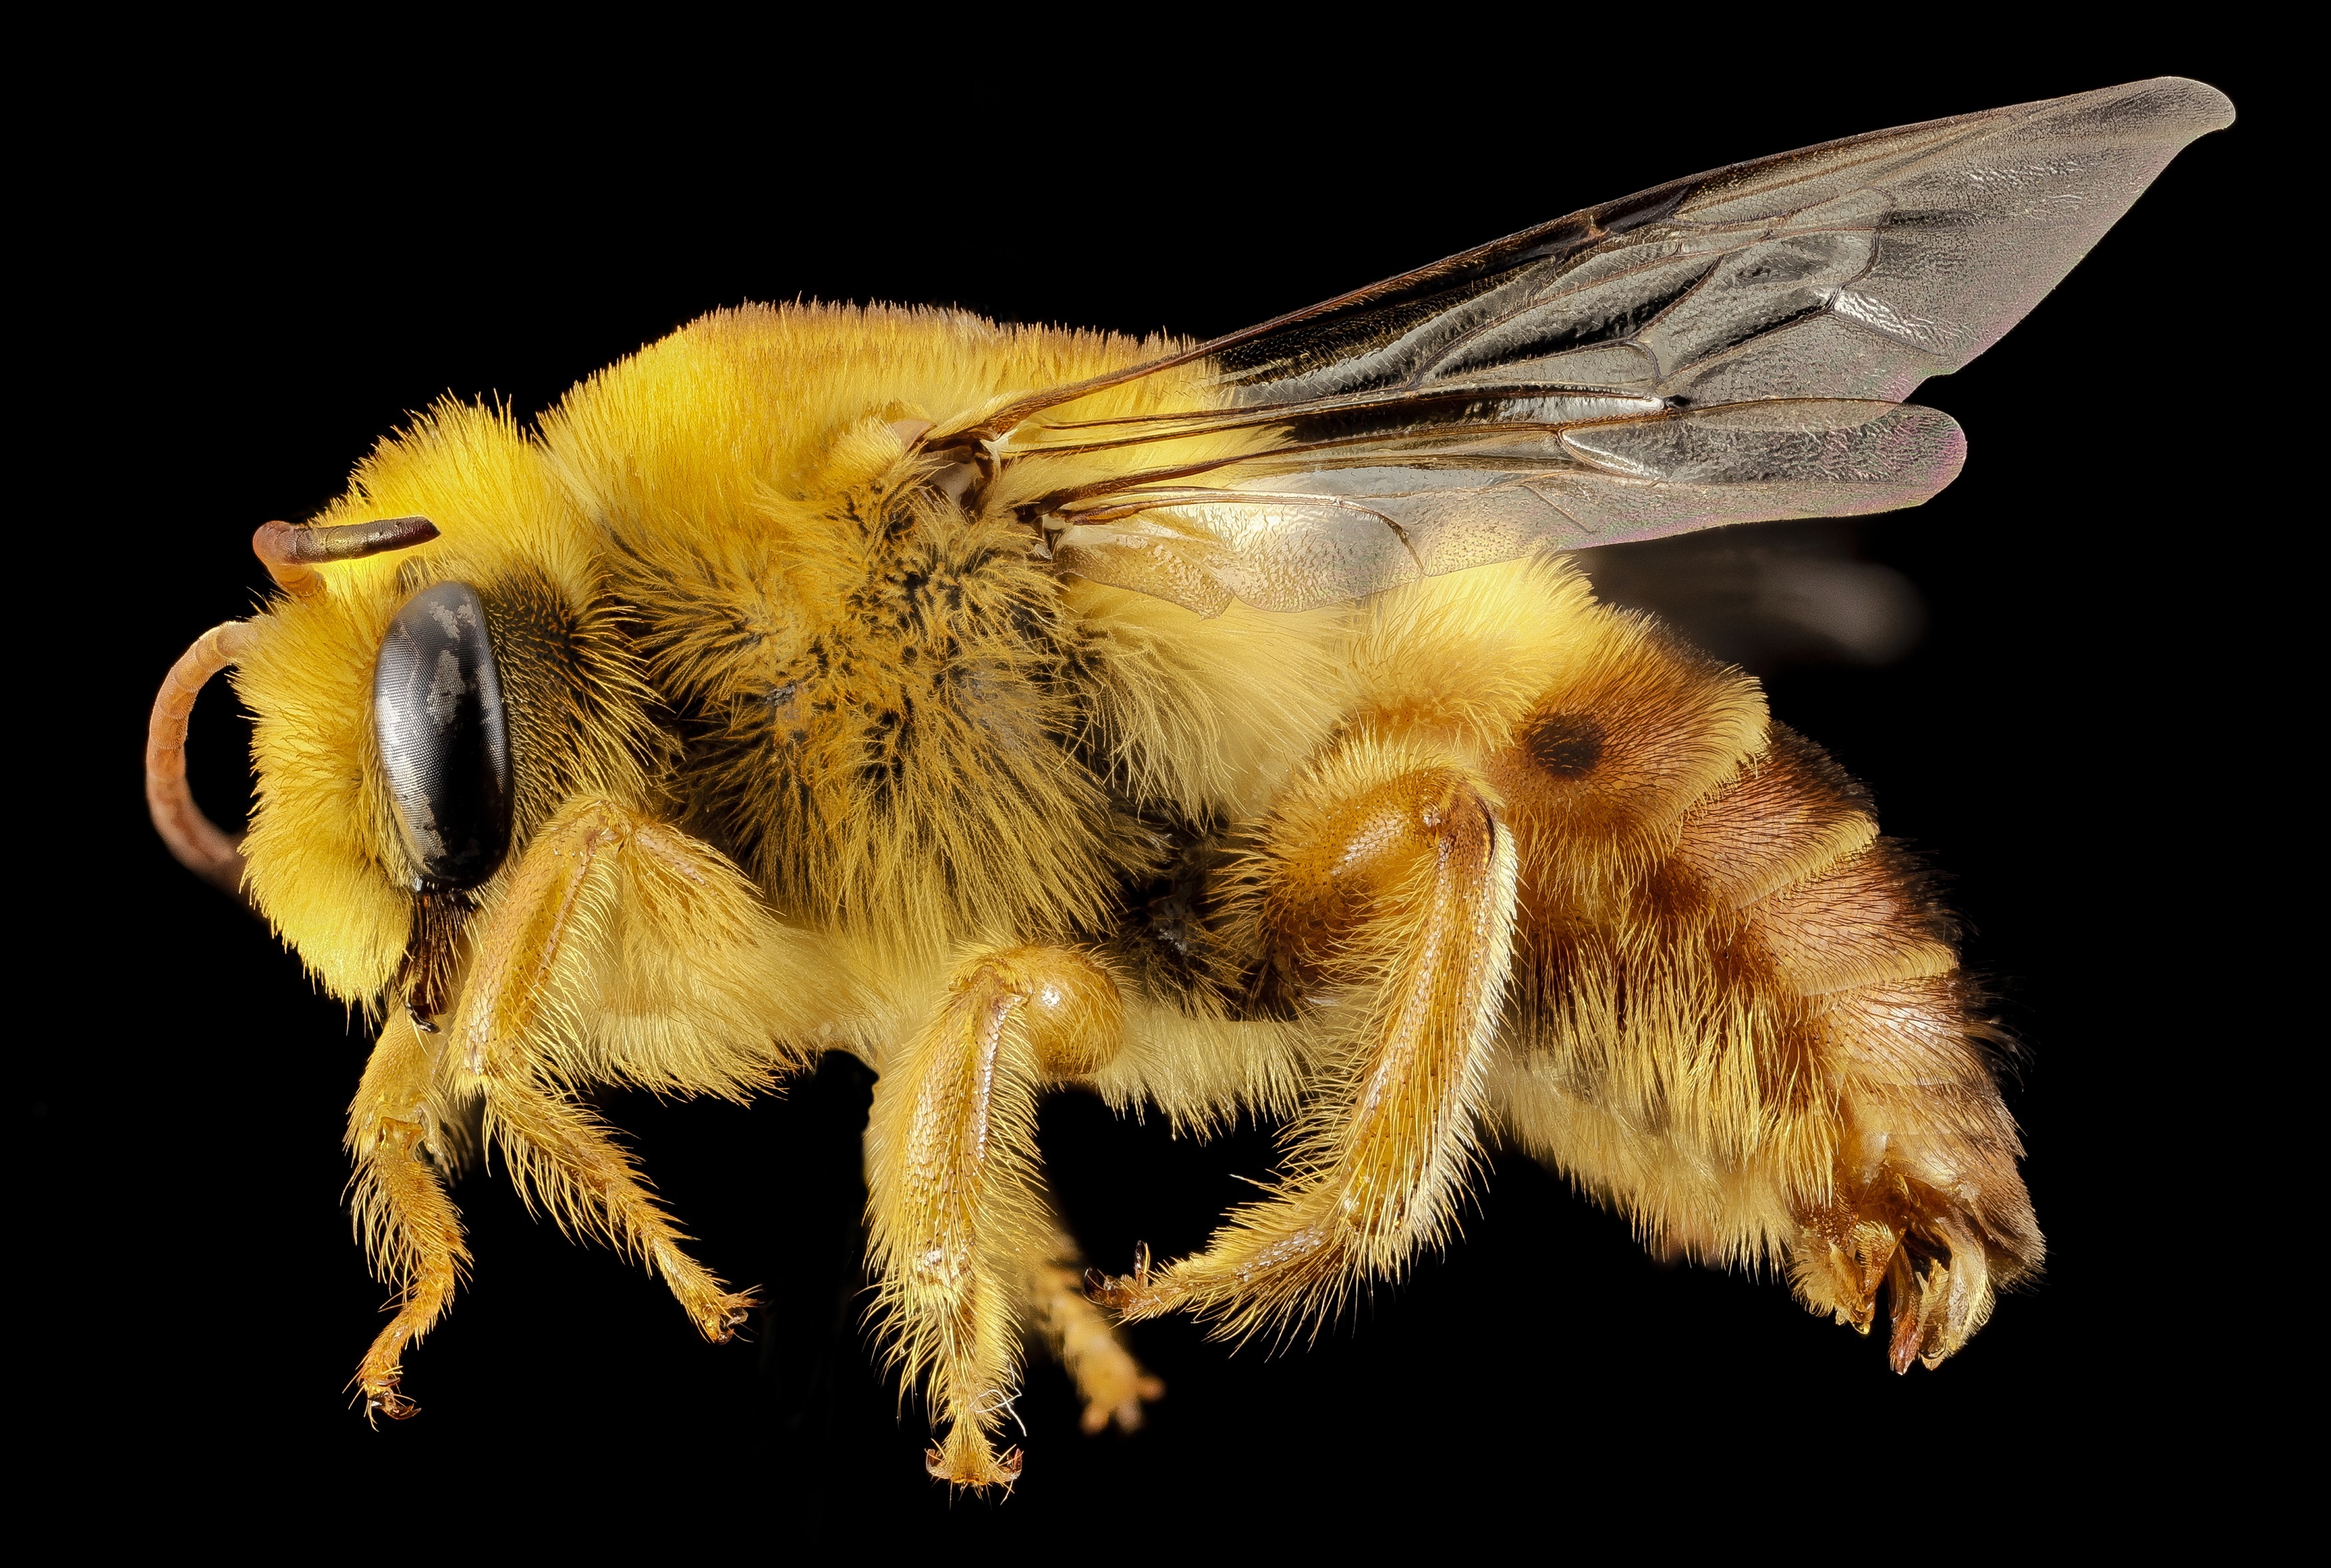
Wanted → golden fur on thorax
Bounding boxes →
[225,302,2038,1486]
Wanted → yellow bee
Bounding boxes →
[147,79,2230,1489]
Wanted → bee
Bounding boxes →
[147,78,2231,1489]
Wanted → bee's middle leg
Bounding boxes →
[864,945,1126,1490]
[1100,743,1517,1334]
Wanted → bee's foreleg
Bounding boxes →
[1098,740,1516,1338]
[452,798,763,1345]
[474,1075,757,1342]
[346,1007,470,1422]
[864,945,1126,1491]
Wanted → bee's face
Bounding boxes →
[221,403,660,1009]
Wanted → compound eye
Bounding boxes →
[372,581,513,889]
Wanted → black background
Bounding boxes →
[31,27,2281,1547]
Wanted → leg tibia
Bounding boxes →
[455,798,780,1342]
[1105,741,1516,1335]
[478,1075,755,1342]
[865,946,1126,1490]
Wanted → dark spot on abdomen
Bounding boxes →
[1522,712,1604,777]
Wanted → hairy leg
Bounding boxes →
[454,798,785,1342]
[1102,739,1518,1336]
[346,1007,469,1420]
[476,1073,756,1340]
[864,945,1124,1489]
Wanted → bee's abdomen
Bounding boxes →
[1483,611,2039,1354]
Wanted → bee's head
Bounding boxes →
[148,402,659,1018]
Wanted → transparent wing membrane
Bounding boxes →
[984,78,2231,614]
[1052,402,1967,614]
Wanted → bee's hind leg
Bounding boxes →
[1098,741,1516,1338]
[1023,1222,1163,1435]
[346,1007,471,1421]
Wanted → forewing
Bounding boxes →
[990,77,2230,614]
